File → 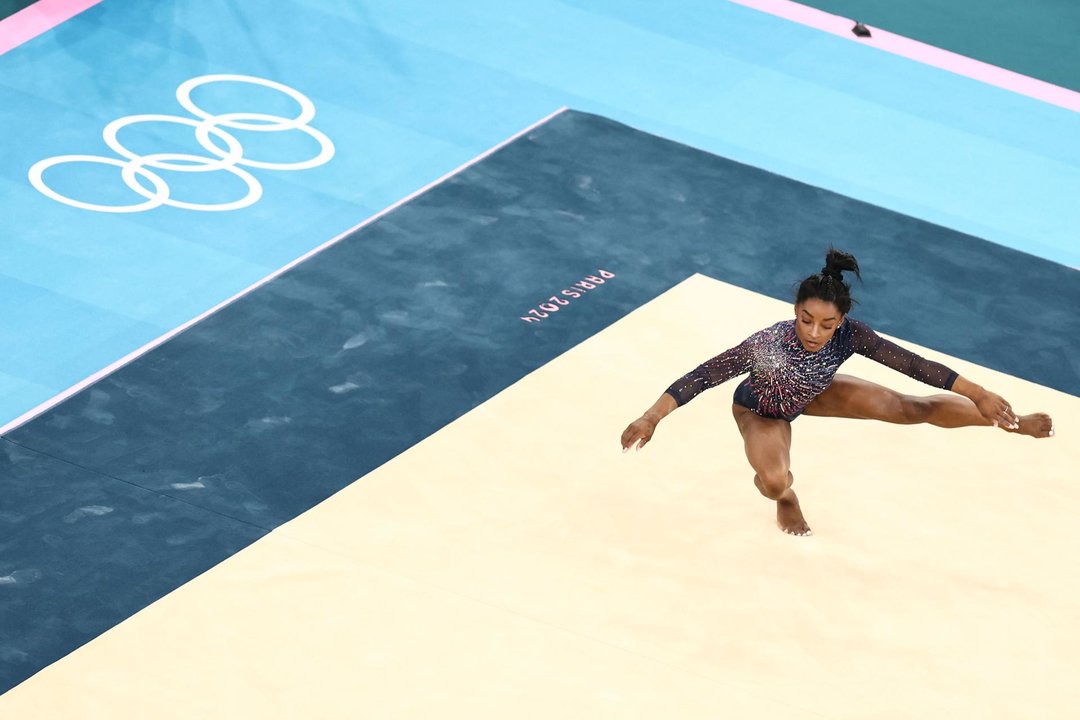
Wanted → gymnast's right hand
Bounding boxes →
[621,416,657,452]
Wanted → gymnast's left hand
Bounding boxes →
[975,390,1019,430]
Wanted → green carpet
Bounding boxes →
[800,0,1080,92]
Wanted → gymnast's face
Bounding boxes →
[794,298,842,352]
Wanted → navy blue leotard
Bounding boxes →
[665,319,958,421]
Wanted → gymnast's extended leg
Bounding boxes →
[804,374,1054,437]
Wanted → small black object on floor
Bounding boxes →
[852,22,872,38]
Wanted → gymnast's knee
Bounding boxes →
[754,471,791,500]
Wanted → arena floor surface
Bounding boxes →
[1,1,1078,717]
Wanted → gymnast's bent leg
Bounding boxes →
[732,403,811,536]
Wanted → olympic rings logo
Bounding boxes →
[28,74,335,213]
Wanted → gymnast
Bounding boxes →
[619,249,1055,536]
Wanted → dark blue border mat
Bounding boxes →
[2,109,1076,693]
[0,439,266,692]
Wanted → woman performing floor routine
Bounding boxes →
[620,249,1056,536]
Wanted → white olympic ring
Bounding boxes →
[27,74,335,213]
[177,74,316,130]
[106,114,245,172]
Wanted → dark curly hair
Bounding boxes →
[795,248,862,314]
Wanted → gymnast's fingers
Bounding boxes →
[621,423,646,451]
[997,399,1019,428]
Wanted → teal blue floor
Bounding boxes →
[800,0,1080,93]
[0,1,38,20]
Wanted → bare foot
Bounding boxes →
[1006,413,1055,439]
[777,491,812,537]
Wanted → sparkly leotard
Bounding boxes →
[665,319,958,421]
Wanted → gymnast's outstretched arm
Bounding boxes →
[851,319,1020,428]
[620,337,753,451]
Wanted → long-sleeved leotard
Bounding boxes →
[664,318,958,421]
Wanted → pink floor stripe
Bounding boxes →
[729,0,1080,114]
[0,0,104,56]
[0,107,570,437]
